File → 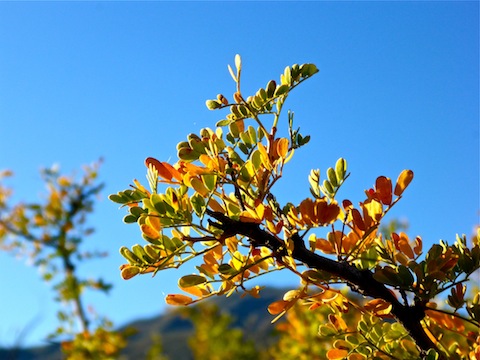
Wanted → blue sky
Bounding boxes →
[0,1,478,348]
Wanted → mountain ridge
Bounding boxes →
[1,287,289,360]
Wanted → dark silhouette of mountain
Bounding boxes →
[0,287,288,360]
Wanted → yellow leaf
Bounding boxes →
[329,313,348,331]
[165,294,193,306]
[257,142,272,170]
[146,215,161,232]
[362,199,383,226]
[276,138,289,159]
[180,284,209,297]
[394,169,414,196]
[190,177,210,197]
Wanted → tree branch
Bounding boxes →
[205,210,443,359]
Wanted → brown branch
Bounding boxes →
[205,209,444,359]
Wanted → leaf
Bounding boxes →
[327,167,338,187]
[208,197,224,212]
[267,300,289,315]
[276,137,289,159]
[234,54,242,73]
[394,232,415,259]
[218,263,236,275]
[227,64,237,82]
[274,84,289,97]
[327,349,349,359]
[145,157,173,181]
[140,223,160,240]
[165,294,193,306]
[351,208,366,231]
[190,177,210,197]
[375,176,392,205]
[394,169,414,196]
[178,274,207,288]
[201,174,217,191]
[364,298,392,316]
[335,158,347,183]
[120,265,140,280]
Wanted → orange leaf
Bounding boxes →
[327,348,349,359]
[351,208,366,231]
[413,236,423,256]
[276,138,289,159]
[316,199,341,225]
[394,169,414,196]
[162,162,182,181]
[165,294,193,306]
[268,300,289,315]
[140,223,160,240]
[316,238,335,254]
[375,176,392,205]
[364,298,393,317]
[396,232,415,259]
[145,157,172,181]
[146,215,161,232]
[120,265,140,280]
[208,198,224,212]
[299,198,315,226]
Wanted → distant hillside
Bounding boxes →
[0,287,288,360]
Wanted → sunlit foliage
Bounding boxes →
[182,304,261,360]
[111,55,479,359]
[0,162,130,358]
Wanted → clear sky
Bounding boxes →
[0,1,478,348]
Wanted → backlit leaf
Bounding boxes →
[375,176,392,205]
[179,274,207,288]
[165,294,193,306]
[394,169,414,196]
[327,349,349,359]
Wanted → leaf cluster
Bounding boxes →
[111,56,479,359]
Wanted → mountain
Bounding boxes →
[0,287,288,360]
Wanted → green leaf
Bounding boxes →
[397,265,414,286]
[191,193,206,216]
[251,150,262,171]
[109,193,127,204]
[335,158,347,182]
[179,274,207,288]
[218,263,236,275]
[247,125,257,144]
[216,119,231,127]
[274,84,289,97]
[178,147,200,162]
[327,167,338,187]
[206,99,221,110]
[202,174,217,192]
[123,214,138,224]
[266,80,276,98]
